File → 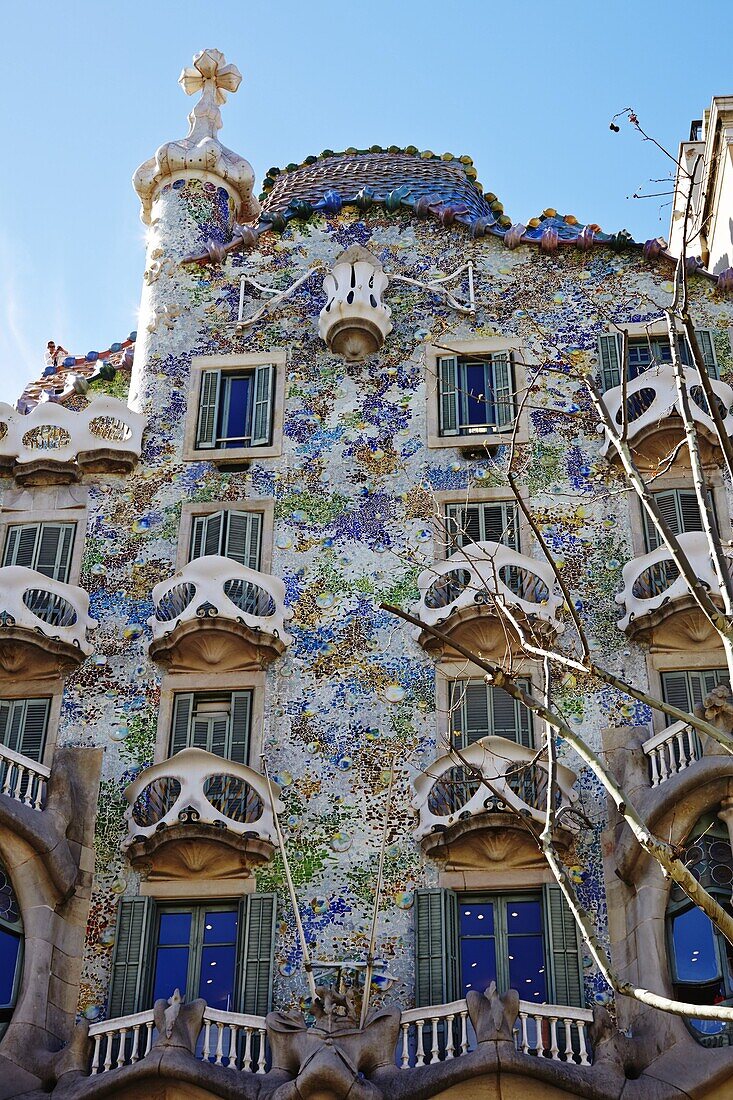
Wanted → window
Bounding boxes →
[196,365,274,450]
[415,886,582,1008]
[639,488,718,598]
[449,678,532,748]
[661,669,730,726]
[444,501,519,553]
[0,860,22,1039]
[598,329,718,392]
[108,894,276,1018]
[0,697,50,762]
[438,354,516,436]
[667,814,733,1046]
[170,691,252,764]
[189,510,262,569]
[2,522,75,582]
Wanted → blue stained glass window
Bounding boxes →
[672,907,720,983]
[152,905,238,1012]
[220,374,251,447]
[0,861,22,1036]
[459,895,547,1001]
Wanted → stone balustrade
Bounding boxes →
[122,747,283,852]
[412,736,578,840]
[0,743,50,809]
[0,395,144,483]
[642,720,702,787]
[616,531,733,635]
[0,565,96,675]
[148,555,293,671]
[599,362,733,460]
[399,997,593,1067]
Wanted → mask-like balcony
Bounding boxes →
[415,542,563,659]
[413,737,578,866]
[599,363,733,469]
[0,566,96,679]
[0,396,144,485]
[616,531,733,647]
[122,747,283,881]
[148,556,293,673]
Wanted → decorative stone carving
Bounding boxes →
[466,981,519,1043]
[133,49,260,225]
[318,247,393,362]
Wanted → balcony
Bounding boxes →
[0,396,144,484]
[0,743,49,809]
[413,736,578,867]
[415,542,563,659]
[642,721,702,787]
[0,566,96,679]
[599,363,733,469]
[616,531,733,647]
[122,747,283,881]
[148,556,293,673]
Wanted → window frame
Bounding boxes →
[0,696,51,763]
[168,689,254,765]
[448,676,534,749]
[458,891,548,1001]
[425,339,529,450]
[183,352,287,463]
[177,501,274,572]
[629,472,731,561]
[150,900,241,1012]
[597,321,725,393]
[443,499,521,556]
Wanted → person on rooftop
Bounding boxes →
[44,340,69,375]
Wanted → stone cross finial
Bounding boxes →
[179,49,242,144]
[133,48,260,226]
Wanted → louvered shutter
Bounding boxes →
[696,330,719,379]
[415,888,459,1007]
[170,694,194,755]
[4,524,39,569]
[108,897,152,1017]
[4,701,25,755]
[543,884,583,1007]
[661,672,693,720]
[196,370,221,448]
[438,357,460,436]
[598,333,623,392]
[456,681,491,746]
[491,354,514,429]
[225,512,262,570]
[701,668,730,696]
[190,516,206,561]
[479,502,519,549]
[191,715,210,750]
[0,701,10,747]
[200,512,225,558]
[35,524,74,582]
[491,681,531,747]
[15,699,50,761]
[678,490,704,533]
[644,490,681,550]
[444,505,481,551]
[230,692,252,765]
[241,893,276,1015]
[250,365,274,447]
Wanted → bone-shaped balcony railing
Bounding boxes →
[122,747,284,849]
[598,362,733,458]
[0,565,96,655]
[616,531,733,632]
[412,736,578,840]
[0,395,144,471]
[416,542,564,635]
[148,556,293,649]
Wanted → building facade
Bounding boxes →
[1,50,733,1100]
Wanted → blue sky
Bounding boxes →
[1,0,731,403]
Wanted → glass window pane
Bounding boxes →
[198,944,237,1010]
[508,934,547,1001]
[506,900,542,934]
[152,946,190,1003]
[157,912,192,945]
[0,928,20,1007]
[203,911,238,945]
[223,376,250,445]
[672,907,720,982]
[461,937,496,994]
[460,903,494,936]
[463,363,490,426]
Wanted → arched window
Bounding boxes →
[667,812,733,1046]
[0,861,23,1037]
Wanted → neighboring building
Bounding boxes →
[1,48,733,1100]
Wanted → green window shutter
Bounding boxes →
[598,333,623,392]
[543,884,583,1007]
[444,504,481,550]
[661,672,693,718]
[108,897,152,1017]
[645,489,681,550]
[190,516,206,561]
[4,701,25,755]
[414,888,459,1007]
[241,893,276,1016]
[191,715,210,750]
[480,501,519,549]
[196,370,221,449]
[491,681,531,746]
[458,681,491,746]
[701,668,730,696]
[0,700,10,746]
[191,511,225,559]
[491,354,515,429]
[695,329,719,379]
[250,365,274,447]
[678,490,704,534]
[438,357,460,436]
[225,512,262,570]
[15,699,50,761]
[4,524,39,569]
[230,691,252,765]
[170,693,194,755]
[209,717,229,758]
[35,524,75,582]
